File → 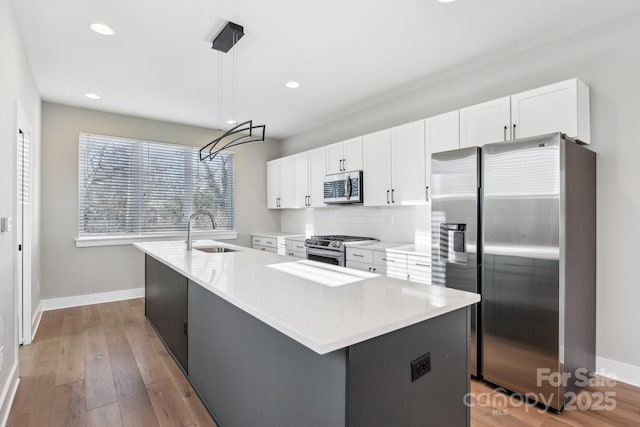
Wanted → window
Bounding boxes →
[77,133,235,246]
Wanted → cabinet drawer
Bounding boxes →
[346,260,373,273]
[287,250,306,259]
[407,255,431,284]
[288,241,306,252]
[253,244,277,254]
[346,248,373,264]
[252,236,277,248]
[375,251,406,277]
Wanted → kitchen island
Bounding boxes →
[135,240,480,427]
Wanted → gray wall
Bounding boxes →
[0,0,41,413]
[281,12,640,370]
[41,102,281,299]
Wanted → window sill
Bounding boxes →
[75,231,238,248]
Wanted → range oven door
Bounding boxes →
[305,247,345,267]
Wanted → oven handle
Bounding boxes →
[305,247,344,259]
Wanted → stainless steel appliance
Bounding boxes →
[323,171,364,204]
[432,133,596,411]
[431,146,482,377]
[481,133,595,411]
[305,235,378,266]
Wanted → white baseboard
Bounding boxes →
[30,300,43,342]
[0,363,20,427]
[41,288,145,311]
[596,356,640,388]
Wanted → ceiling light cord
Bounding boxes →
[217,51,222,132]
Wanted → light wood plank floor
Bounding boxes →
[8,299,216,427]
[7,299,640,426]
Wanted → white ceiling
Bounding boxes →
[12,0,640,139]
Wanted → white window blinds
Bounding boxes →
[78,133,235,238]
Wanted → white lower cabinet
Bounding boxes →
[252,235,281,254]
[286,239,307,258]
[346,247,430,284]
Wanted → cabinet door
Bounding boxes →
[308,148,326,208]
[326,142,344,175]
[511,79,589,142]
[346,260,373,273]
[266,160,280,209]
[427,111,460,154]
[391,120,426,205]
[363,129,392,207]
[343,136,363,171]
[460,96,511,148]
[279,156,295,208]
[293,152,309,208]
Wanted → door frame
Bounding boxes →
[16,103,33,345]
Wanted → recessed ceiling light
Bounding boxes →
[90,23,114,36]
[85,93,100,100]
[226,119,237,125]
[285,81,300,89]
[438,0,457,3]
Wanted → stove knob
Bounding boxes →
[305,238,311,244]
[335,242,342,248]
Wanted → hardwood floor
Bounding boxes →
[7,299,216,427]
[7,299,640,426]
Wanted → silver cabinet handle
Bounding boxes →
[426,186,430,202]
[413,263,430,267]
[255,239,261,243]
[387,190,390,204]
[266,241,274,245]
[503,125,507,141]
[353,253,364,258]
[391,189,395,203]
[261,247,266,251]
[339,159,343,171]
[295,245,304,249]
[382,258,395,262]
[343,158,346,171]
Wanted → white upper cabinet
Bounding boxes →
[266,160,280,209]
[459,96,511,148]
[292,152,309,208]
[364,121,427,207]
[308,148,326,208]
[511,78,590,144]
[343,137,363,172]
[427,110,460,154]
[326,137,363,174]
[326,142,344,175]
[391,120,427,205]
[278,156,295,209]
[363,129,392,206]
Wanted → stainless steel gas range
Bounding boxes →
[304,235,378,266]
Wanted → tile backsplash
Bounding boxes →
[280,205,431,247]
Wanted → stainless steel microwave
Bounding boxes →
[323,171,363,204]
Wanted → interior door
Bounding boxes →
[391,120,426,205]
[308,148,326,207]
[363,129,391,206]
[293,152,309,208]
[460,96,511,148]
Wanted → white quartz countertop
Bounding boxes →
[135,240,479,355]
[251,231,305,238]
[345,241,431,256]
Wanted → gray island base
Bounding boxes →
[145,253,472,427]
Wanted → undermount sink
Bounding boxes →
[194,246,236,253]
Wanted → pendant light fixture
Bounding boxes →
[200,22,266,161]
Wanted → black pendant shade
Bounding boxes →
[200,120,266,161]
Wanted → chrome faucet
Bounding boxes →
[186,209,217,250]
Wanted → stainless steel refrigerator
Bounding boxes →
[432,133,596,411]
